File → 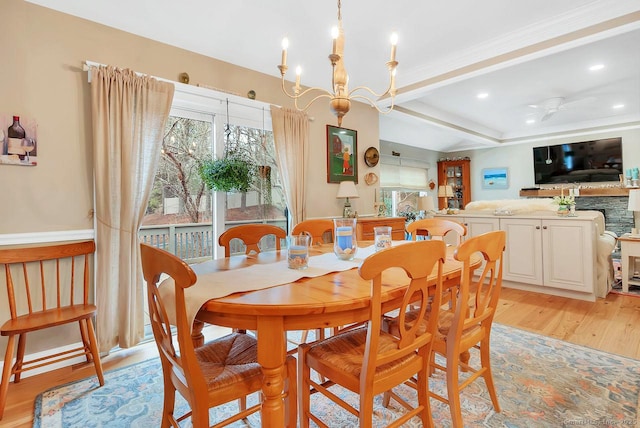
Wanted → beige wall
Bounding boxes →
[0,0,380,236]
[0,0,380,359]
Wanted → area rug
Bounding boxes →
[34,324,640,427]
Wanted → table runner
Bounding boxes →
[158,244,381,328]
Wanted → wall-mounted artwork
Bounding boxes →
[482,167,509,189]
[0,114,38,166]
[326,125,357,183]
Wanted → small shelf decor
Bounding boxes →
[553,189,575,217]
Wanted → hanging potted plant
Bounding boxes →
[198,100,256,193]
[198,155,255,193]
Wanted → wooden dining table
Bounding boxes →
[191,242,480,427]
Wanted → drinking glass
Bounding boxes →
[374,226,392,252]
[288,234,310,269]
[333,218,357,260]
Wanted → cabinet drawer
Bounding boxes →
[356,217,406,241]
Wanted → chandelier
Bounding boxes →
[277,0,398,127]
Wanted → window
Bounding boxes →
[140,83,285,260]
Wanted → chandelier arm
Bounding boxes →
[348,80,394,99]
[293,93,334,111]
[350,94,396,114]
[280,78,334,100]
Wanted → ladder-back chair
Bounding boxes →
[0,240,104,420]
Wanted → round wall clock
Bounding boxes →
[364,146,380,167]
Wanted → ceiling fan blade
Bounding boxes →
[540,110,556,122]
[558,96,597,110]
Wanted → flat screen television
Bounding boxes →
[532,137,623,184]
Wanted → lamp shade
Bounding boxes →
[438,185,454,198]
[628,189,640,211]
[418,195,435,211]
[336,181,359,199]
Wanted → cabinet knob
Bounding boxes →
[542,226,547,230]
[535,226,541,230]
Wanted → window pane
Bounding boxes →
[141,114,214,261]
[222,124,286,254]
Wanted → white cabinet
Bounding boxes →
[434,215,499,245]
[500,217,595,294]
[435,211,598,300]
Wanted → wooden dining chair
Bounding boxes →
[218,224,286,257]
[298,240,446,427]
[385,230,505,427]
[406,218,467,245]
[407,218,467,309]
[429,230,505,427]
[292,219,334,245]
[0,240,104,420]
[140,243,297,427]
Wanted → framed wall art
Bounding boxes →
[0,114,38,167]
[481,167,509,189]
[326,125,357,183]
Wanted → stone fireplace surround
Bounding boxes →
[519,188,633,238]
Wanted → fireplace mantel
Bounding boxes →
[520,187,630,198]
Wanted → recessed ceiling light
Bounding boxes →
[613,104,625,109]
[589,64,605,71]
[477,92,489,99]
[526,119,535,124]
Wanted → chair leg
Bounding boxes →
[417,351,435,428]
[446,349,464,428]
[298,345,311,428]
[161,383,177,428]
[78,318,92,363]
[0,335,16,420]
[358,391,374,428]
[285,356,297,428]
[84,318,105,386]
[13,333,26,383]
[480,338,501,412]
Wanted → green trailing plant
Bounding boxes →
[198,155,256,193]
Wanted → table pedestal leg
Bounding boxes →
[191,319,205,348]
[257,316,286,427]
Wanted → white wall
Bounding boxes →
[449,128,640,202]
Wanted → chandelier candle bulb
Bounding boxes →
[390,32,398,62]
[295,66,301,91]
[281,38,288,67]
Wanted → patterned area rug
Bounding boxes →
[34,324,640,427]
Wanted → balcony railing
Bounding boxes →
[139,218,287,262]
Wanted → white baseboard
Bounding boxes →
[0,229,94,246]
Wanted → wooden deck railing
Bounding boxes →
[139,218,287,262]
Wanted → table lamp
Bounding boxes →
[628,189,640,233]
[337,181,359,218]
[438,185,454,209]
[418,195,436,218]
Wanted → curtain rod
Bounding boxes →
[82,61,317,120]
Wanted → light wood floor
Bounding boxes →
[2,287,640,427]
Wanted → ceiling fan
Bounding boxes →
[528,96,595,122]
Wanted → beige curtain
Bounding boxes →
[270,106,309,228]
[91,66,174,352]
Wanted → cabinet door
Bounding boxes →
[463,217,499,239]
[500,218,543,285]
[541,219,594,293]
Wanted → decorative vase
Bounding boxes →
[333,218,357,260]
[557,205,570,217]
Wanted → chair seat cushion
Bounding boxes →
[306,327,418,380]
[196,333,262,390]
[0,304,97,335]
